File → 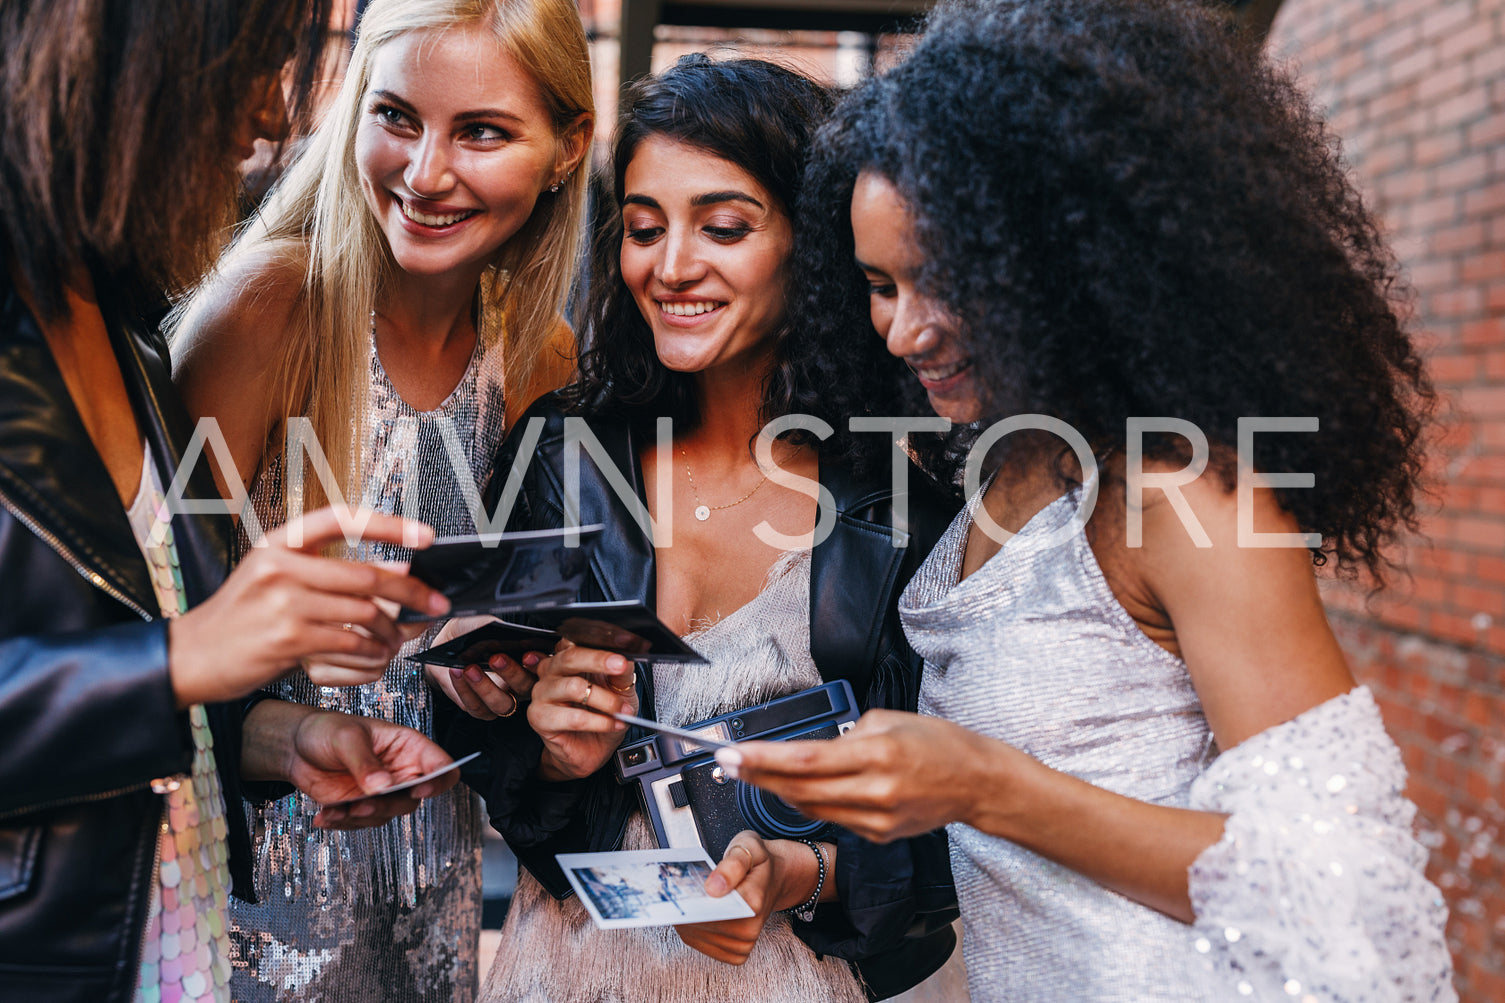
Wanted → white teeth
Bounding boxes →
[399,200,477,227]
[917,359,970,380]
[659,301,721,317]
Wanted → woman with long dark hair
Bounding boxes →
[436,54,960,1002]
[727,2,1455,1000]
[0,3,457,1000]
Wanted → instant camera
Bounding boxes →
[614,680,858,861]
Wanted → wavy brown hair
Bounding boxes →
[0,0,332,319]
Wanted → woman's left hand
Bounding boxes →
[721,709,1000,843]
[422,615,542,720]
[243,703,461,830]
[674,831,821,966]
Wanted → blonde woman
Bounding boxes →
[170,1,592,998]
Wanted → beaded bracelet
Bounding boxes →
[790,839,827,923]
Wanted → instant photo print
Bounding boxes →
[555,848,755,929]
[399,525,602,622]
[413,600,707,667]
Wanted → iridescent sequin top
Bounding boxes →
[228,312,505,1002]
[127,446,234,1003]
[901,478,1455,1003]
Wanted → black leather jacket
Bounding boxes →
[0,276,255,1002]
[439,398,961,1000]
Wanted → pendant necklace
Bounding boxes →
[681,444,768,521]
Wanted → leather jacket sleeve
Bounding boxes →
[433,398,639,899]
[0,515,192,815]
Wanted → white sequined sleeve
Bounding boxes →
[1185,686,1456,1002]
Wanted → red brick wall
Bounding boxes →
[1269,2,1505,999]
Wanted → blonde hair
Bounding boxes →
[187,0,591,511]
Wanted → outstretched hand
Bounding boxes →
[719,709,996,842]
[169,508,451,707]
[242,700,460,830]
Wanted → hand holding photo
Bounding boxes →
[322,751,481,809]
[556,848,756,929]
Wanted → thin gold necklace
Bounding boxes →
[680,444,768,521]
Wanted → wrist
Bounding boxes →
[240,699,319,783]
[963,735,1048,837]
[536,754,573,782]
[165,617,206,709]
[784,839,830,921]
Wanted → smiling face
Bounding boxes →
[354,24,578,284]
[618,136,794,378]
[850,170,981,423]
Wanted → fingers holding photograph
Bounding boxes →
[558,849,755,929]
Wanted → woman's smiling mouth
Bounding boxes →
[658,299,725,318]
[911,357,972,383]
[396,195,480,228]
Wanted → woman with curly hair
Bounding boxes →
[725,1,1456,1000]
[435,53,961,1002]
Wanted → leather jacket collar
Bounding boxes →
[0,276,230,616]
[497,404,953,696]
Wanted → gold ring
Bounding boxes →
[582,681,593,705]
[497,692,520,719]
[608,678,636,695]
[728,844,754,868]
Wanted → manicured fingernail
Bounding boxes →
[609,655,628,671]
[705,874,728,897]
[465,667,484,683]
[428,592,451,615]
[715,748,742,778]
[351,802,376,817]
[522,652,542,668]
[614,720,626,731]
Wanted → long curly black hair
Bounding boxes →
[795,0,1433,580]
[570,53,925,474]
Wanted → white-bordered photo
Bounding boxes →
[555,848,755,929]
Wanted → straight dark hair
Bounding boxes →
[0,0,333,320]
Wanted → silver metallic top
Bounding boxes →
[902,478,1216,1003]
[902,479,1455,1003]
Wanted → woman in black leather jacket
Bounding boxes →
[0,4,459,1000]
[433,56,960,1002]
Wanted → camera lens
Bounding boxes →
[736,782,827,841]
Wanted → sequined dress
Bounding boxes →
[480,549,869,1003]
[227,323,505,1002]
[900,478,1455,1003]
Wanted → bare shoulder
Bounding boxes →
[169,239,310,490]
[172,239,309,377]
[1114,463,1354,748]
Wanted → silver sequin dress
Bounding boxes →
[480,549,869,1003]
[228,322,505,1002]
[901,478,1455,1003]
